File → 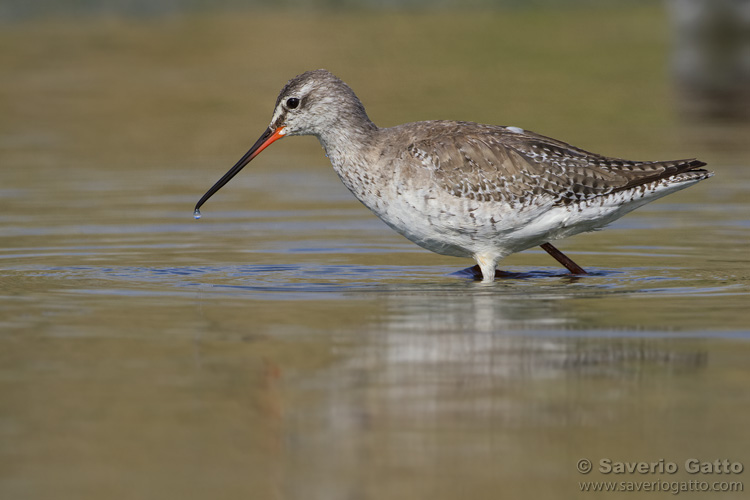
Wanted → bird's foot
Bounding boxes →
[462,265,521,280]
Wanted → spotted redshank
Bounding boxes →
[194,70,713,282]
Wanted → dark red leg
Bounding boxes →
[540,242,587,274]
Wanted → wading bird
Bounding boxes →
[194,70,712,282]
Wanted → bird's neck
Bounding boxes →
[316,117,379,170]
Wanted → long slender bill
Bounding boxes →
[193,126,286,218]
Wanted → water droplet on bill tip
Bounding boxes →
[193,209,202,220]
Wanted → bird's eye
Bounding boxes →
[286,97,300,109]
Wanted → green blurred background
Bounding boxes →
[2,0,748,180]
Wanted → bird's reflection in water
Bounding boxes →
[288,288,706,425]
[281,290,707,499]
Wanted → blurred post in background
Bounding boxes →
[667,0,750,122]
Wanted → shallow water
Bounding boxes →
[2,8,750,500]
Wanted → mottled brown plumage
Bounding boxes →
[392,121,708,206]
[195,70,713,282]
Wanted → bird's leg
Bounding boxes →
[474,255,500,283]
[540,242,587,274]
[465,264,516,280]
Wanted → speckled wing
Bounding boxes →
[403,122,708,206]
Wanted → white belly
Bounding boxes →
[331,157,702,262]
